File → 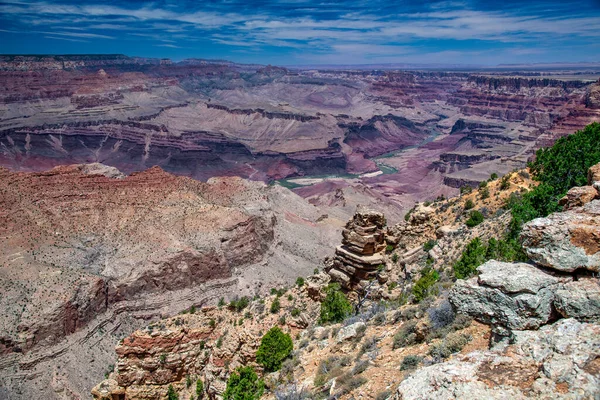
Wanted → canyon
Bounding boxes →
[1,55,600,400]
[1,55,599,212]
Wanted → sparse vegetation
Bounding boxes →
[464,198,475,210]
[270,298,281,314]
[196,379,204,399]
[412,267,439,303]
[429,332,471,361]
[223,366,265,400]
[465,210,484,227]
[229,296,249,312]
[319,283,353,324]
[423,239,437,252]
[167,385,179,400]
[400,355,423,370]
[256,327,293,372]
[393,320,420,349]
[295,277,304,287]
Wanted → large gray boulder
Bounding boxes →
[521,200,600,273]
[393,318,600,400]
[449,260,564,331]
[554,279,600,320]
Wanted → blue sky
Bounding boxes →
[1,0,599,65]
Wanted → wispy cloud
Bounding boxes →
[0,0,599,64]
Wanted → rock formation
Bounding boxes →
[0,163,342,399]
[2,55,599,210]
[326,208,388,289]
[403,163,600,399]
[450,164,600,337]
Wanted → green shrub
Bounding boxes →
[453,236,525,280]
[404,207,415,221]
[256,326,293,372]
[218,297,225,307]
[509,123,600,238]
[393,320,419,349]
[209,319,216,328]
[453,237,487,279]
[167,385,179,400]
[229,297,249,312]
[291,308,301,317]
[270,298,281,314]
[313,268,319,274]
[391,253,399,263]
[196,380,204,399]
[223,366,265,400]
[460,186,473,195]
[400,355,423,370]
[296,277,305,287]
[386,244,394,253]
[464,199,474,210]
[465,210,484,227]
[412,268,439,303]
[423,239,437,252]
[319,283,353,324]
[478,181,488,189]
[479,187,490,199]
[490,173,498,180]
[499,174,511,190]
[429,332,471,360]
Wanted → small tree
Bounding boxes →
[256,326,293,372]
[453,237,487,279]
[465,210,484,227]
[412,268,439,302]
[296,277,305,287]
[167,385,179,400]
[270,297,281,314]
[196,379,204,399]
[464,199,475,210]
[319,283,352,324]
[223,366,265,400]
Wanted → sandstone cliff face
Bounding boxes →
[0,163,343,399]
[89,164,600,400]
[326,208,388,290]
[2,58,598,201]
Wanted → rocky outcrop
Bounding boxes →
[554,279,600,320]
[521,200,600,272]
[451,166,600,338]
[449,261,564,333]
[558,185,599,209]
[394,318,600,400]
[326,208,387,289]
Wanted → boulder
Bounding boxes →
[336,322,366,342]
[91,379,125,400]
[554,279,600,320]
[521,200,600,272]
[588,162,600,185]
[305,272,331,301]
[394,318,600,400]
[558,186,598,210]
[449,261,562,331]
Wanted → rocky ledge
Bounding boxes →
[401,163,600,399]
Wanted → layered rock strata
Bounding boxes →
[326,208,388,289]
